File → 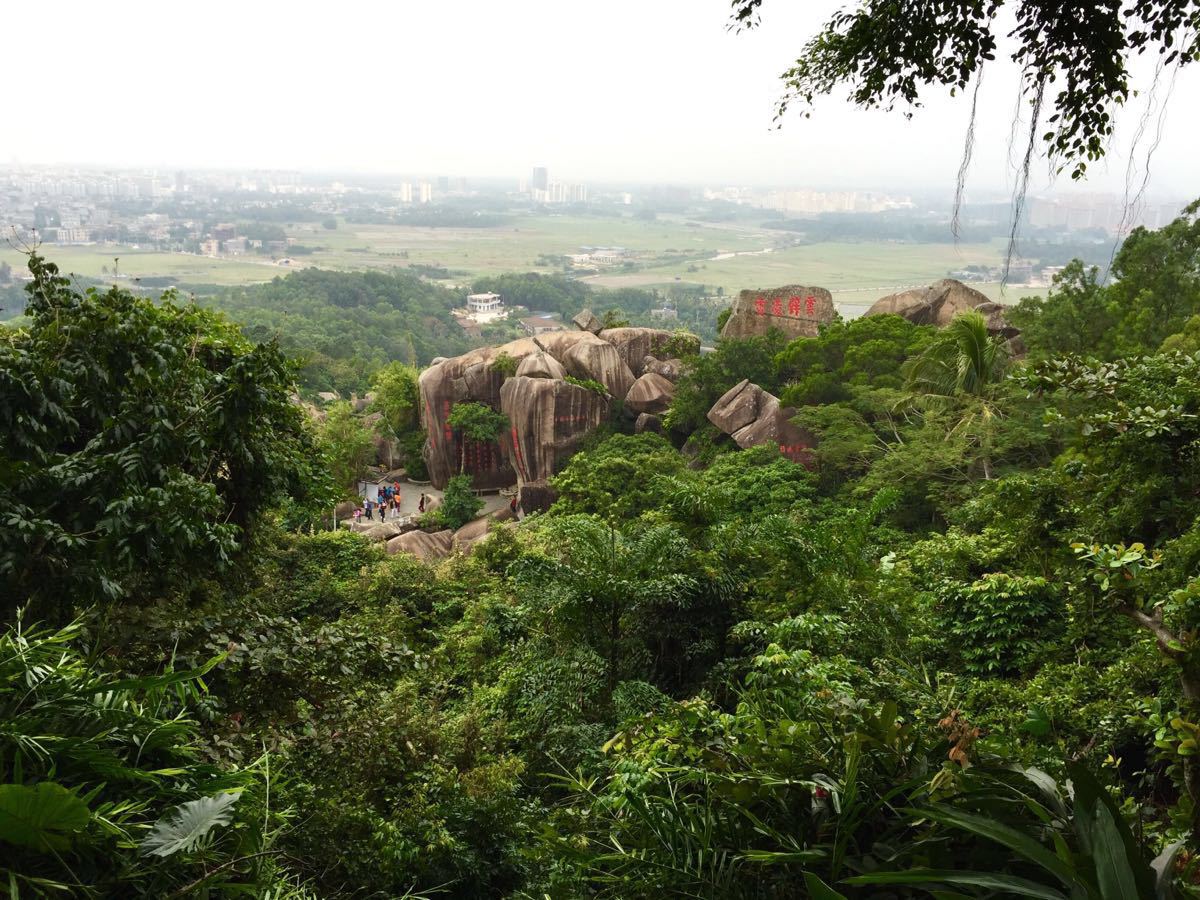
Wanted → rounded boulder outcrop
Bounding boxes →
[572,309,603,334]
[865,278,1020,342]
[707,379,771,435]
[515,350,567,380]
[599,327,693,376]
[387,529,453,561]
[559,335,635,400]
[643,357,685,382]
[624,372,675,416]
[500,376,610,485]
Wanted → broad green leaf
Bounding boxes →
[845,869,1068,899]
[901,805,1076,886]
[803,872,848,899]
[0,782,91,852]
[1068,762,1155,900]
[140,792,240,858]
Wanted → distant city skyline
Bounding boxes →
[3,1,1196,198]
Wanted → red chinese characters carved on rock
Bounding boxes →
[788,295,801,316]
[754,296,766,316]
[771,297,783,317]
[805,295,816,316]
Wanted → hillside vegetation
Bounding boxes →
[2,202,1200,897]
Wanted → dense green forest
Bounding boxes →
[3,200,1200,897]
[193,268,699,397]
[201,268,475,396]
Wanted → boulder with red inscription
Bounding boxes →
[499,375,610,486]
[720,285,835,340]
[707,380,816,467]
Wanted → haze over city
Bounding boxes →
[6,0,1198,196]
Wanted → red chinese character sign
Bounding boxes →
[720,285,835,341]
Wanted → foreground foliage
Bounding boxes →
[5,200,1200,896]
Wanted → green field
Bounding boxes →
[581,238,1047,311]
[2,214,1044,311]
[0,245,283,286]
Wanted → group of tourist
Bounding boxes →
[352,481,404,524]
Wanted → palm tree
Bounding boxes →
[900,311,1011,479]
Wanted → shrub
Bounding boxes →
[564,375,609,397]
[442,475,484,529]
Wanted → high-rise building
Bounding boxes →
[400,183,413,203]
[419,182,433,204]
[531,166,548,192]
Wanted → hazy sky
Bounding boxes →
[5,0,1197,197]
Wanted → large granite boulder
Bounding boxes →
[387,529,453,561]
[721,285,835,340]
[334,499,359,520]
[865,279,1021,341]
[419,337,544,489]
[419,328,679,491]
[707,379,772,435]
[975,302,1022,340]
[572,309,603,334]
[624,372,675,415]
[452,508,515,553]
[516,350,567,380]
[731,400,817,465]
[863,288,940,325]
[644,357,685,382]
[559,336,635,400]
[708,380,816,466]
[353,521,404,542]
[500,376,610,485]
[599,327,695,376]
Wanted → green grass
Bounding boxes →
[0,246,284,287]
[3,217,1045,312]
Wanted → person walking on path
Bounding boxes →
[418,493,426,514]
[353,506,362,525]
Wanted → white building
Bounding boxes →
[467,292,502,314]
[399,183,413,203]
[419,182,433,204]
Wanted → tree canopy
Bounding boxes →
[0,255,320,620]
[734,0,1200,180]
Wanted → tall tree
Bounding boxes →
[447,401,508,474]
[0,255,317,620]
[732,0,1199,180]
